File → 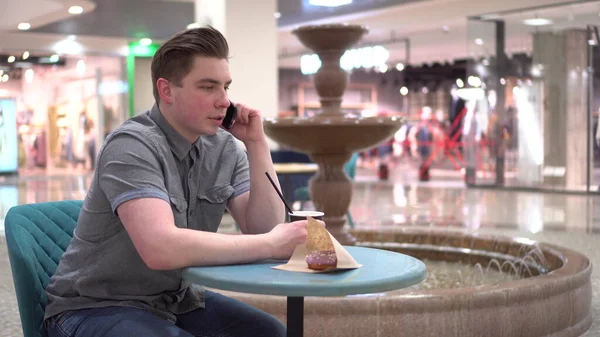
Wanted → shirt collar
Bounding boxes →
[148,104,201,160]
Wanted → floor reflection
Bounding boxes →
[0,174,93,234]
[1,167,600,235]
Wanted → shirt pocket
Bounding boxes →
[196,185,234,232]
[169,195,188,228]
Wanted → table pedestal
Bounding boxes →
[287,297,304,337]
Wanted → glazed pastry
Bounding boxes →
[306,249,337,270]
[305,217,337,270]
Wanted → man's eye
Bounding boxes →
[200,86,214,90]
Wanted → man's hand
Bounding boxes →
[228,103,265,144]
[264,220,308,260]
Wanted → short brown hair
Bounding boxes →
[151,26,229,104]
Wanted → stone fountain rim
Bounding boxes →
[292,23,369,35]
[263,115,405,126]
[350,227,591,299]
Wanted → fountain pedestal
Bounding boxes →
[264,24,404,245]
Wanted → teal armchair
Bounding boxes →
[5,200,82,337]
[293,153,359,228]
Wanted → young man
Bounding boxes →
[44,27,308,337]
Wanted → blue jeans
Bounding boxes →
[46,291,286,337]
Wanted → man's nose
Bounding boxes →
[216,93,230,108]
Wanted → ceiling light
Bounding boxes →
[400,86,408,96]
[480,13,501,20]
[2,74,9,82]
[456,78,464,88]
[53,38,83,55]
[22,51,29,60]
[68,5,84,14]
[468,76,482,87]
[76,59,86,75]
[25,69,34,83]
[140,38,152,46]
[456,87,484,101]
[523,18,553,26]
[274,12,281,19]
[7,56,15,63]
[474,38,484,45]
[308,0,352,7]
[18,22,31,30]
[49,54,60,63]
[396,63,405,71]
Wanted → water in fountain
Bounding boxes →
[408,244,551,290]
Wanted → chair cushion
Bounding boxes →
[5,200,82,337]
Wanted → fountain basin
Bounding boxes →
[293,24,368,53]
[216,228,592,337]
[264,116,403,154]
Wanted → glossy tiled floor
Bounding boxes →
[0,164,598,336]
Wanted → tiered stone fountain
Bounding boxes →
[264,24,403,245]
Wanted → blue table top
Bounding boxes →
[182,246,426,297]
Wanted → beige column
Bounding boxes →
[195,0,279,127]
[532,29,590,189]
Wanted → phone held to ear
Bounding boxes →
[222,101,237,130]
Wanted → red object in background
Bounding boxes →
[419,164,430,181]
[378,163,389,180]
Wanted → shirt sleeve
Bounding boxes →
[230,140,250,199]
[97,134,169,214]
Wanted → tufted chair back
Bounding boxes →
[5,200,82,337]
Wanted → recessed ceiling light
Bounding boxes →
[523,18,553,26]
[396,63,405,71]
[22,51,30,60]
[49,54,60,63]
[7,56,15,63]
[274,12,281,19]
[18,22,31,30]
[474,38,484,45]
[308,0,352,7]
[140,38,152,46]
[68,6,84,14]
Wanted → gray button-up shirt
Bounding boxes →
[44,104,250,322]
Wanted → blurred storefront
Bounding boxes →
[458,2,600,193]
[0,53,128,175]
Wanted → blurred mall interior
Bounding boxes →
[1,0,600,336]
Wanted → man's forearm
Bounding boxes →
[244,139,286,233]
[149,228,272,269]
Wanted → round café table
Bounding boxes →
[182,246,426,337]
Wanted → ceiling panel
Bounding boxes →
[30,0,193,39]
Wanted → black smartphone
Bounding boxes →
[222,101,237,130]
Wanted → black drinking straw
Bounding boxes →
[265,172,294,214]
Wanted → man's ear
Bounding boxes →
[157,78,173,105]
